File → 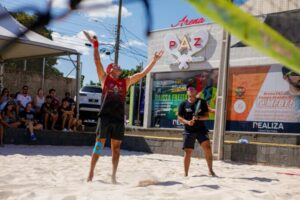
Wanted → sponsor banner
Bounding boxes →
[226,121,300,133]
[151,70,218,128]
[227,65,300,133]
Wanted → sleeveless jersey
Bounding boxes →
[99,75,127,122]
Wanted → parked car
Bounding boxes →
[78,85,102,123]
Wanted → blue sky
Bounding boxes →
[0,0,208,85]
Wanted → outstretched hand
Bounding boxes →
[153,50,164,62]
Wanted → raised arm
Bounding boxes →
[84,31,106,82]
[93,37,106,82]
[126,50,164,88]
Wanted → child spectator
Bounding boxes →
[19,102,43,141]
[41,95,58,130]
[59,99,74,131]
[62,92,75,105]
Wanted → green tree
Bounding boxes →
[7,12,61,76]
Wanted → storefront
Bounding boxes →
[143,16,300,134]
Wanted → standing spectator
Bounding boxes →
[1,101,21,128]
[33,88,45,113]
[0,88,10,111]
[59,99,74,131]
[20,102,43,141]
[16,85,32,113]
[41,95,58,130]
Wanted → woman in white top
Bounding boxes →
[33,88,45,113]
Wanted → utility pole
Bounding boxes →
[114,0,123,66]
[212,0,232,160]
[136,62,143,126]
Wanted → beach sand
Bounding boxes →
[0,145,299,200]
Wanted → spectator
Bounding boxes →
[0,114,4,146]
[33,88,45,113]
[16,85,32,113]
[1,101,21,128]
[62,92,75,105]
[59,99,74,131]
[70,102,82,131]
[49,88,60,111]
[20,102,43,141]
[0,88,10,111]
[41,95,58,130]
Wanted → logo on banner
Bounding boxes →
[164,30,209,70]
[171,16,206,28]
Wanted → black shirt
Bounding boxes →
[178,98,208,133]
[20,110,35,121]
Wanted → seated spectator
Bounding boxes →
[20,102,43,141]
[1,101,21,128]
[16,85,32,113]
[59,99,74,131]
[33,88,45,114]
[62,92,75,105]
[68,102,82,132]
[0,88,10,111]
[0,114,4,147]
[41,95,58,130]
[49,88,60,112]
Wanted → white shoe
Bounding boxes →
[62,128,68,132]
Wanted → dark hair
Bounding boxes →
[282,66,291,75]
[22,85,28,89]
[1,88,9,96]
[37,88,43,93]
[186,84,195,90]
[49,88,55,94]
[65,92,70,96]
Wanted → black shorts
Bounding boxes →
[182,131,209,149]
[96,117,125,141]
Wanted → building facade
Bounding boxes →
[143,18,300,134]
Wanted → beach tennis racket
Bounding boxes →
[83,30,93,43]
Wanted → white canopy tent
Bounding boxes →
[0,5,81,118]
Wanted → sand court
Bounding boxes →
[0,145,299,200]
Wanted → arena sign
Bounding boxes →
[164,30,209,70]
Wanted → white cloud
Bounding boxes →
[51,31,112,61]
[51,31,93,55]
[124,39,146,47]
[51,0,132,19]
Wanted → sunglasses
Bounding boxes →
[286,71,300,76]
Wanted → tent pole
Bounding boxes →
[76,54,81,120]
[0,60,4,92]
[42,57,46,91]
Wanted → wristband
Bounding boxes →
[93,40,99,49]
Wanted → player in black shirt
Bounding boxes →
[177,85,215,177]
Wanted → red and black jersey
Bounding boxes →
[99,75,127,122]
